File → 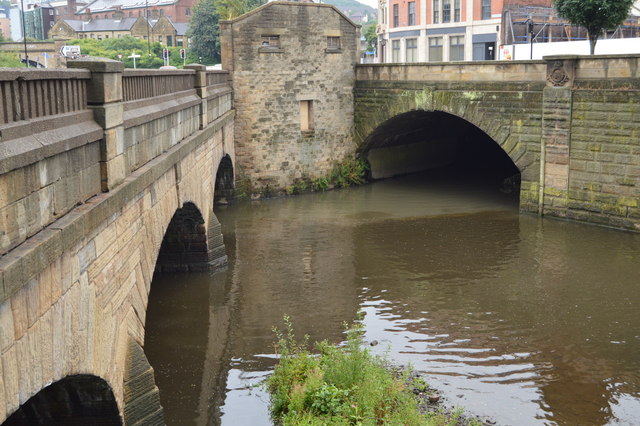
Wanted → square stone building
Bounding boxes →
[221,1,360,194]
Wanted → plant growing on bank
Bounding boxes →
[267,316,465,425]
[554,0,635,54]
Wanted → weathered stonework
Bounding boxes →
[221,1,359,194]
[0,62,235,423]
[355,56,640,231]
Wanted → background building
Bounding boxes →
[76,0,194,23]
[377,0,504,63]
[50,15,187,45]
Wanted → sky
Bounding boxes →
[357,0,378,9]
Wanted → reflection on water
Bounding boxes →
[144,172,640,425]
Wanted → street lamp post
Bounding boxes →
[20,0,28,67]
[145,0,151,55]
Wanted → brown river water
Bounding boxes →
[144,171,640,426]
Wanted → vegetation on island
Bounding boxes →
[267,316,480,426]
[554,0,635,54]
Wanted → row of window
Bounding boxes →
[390,35,465,62]
[260,35,341,50]
[76,33,184,46]
[391,0,492,28]
[89,7,190,20]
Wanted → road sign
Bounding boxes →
[128,52,141,69]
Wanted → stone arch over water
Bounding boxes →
[154,202,227,273]
[214,154,235,205]
[358,109,536,208]
[3,375,121,425]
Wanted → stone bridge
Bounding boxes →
[1,52,639,424]
[354,55,639,231]
[0,60,234,424]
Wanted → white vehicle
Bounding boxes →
[60,46,81,59]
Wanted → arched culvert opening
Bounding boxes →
[361,110,520,196]
[3,375,121,425]
[214,155,234,205]
[155,202,227,273]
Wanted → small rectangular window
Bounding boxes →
[429,37,443,61]
[186,8,190,16]
[442,0,450,23]
[261,35,280,48]
[481,0,491,19]
[327,36,340,50]
[406,38,417,62]
[454,0,461,22]
[391,39,400,62]
[300,100,314,131]
[408,2,415,26]
[393,4,399,27]
[432,0,439,24]
[449,35,464,61]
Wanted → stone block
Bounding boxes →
[100,155,127,192]
[68,57,124,73]
[1,345,19,414]
[100,126,125,162]
[0,301,14,353]
[90,103,124,130]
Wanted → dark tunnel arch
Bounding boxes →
[359,110,521,193]
[214,155,234,205]
[3,375,121,426]
[154,202,227,273]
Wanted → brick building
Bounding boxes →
[378,0,505,62]
[76,0,194,23]
[221,1,360,194]
[50,15,187,45]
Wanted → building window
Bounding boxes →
[118,34,122,38]
[454,0,461,22]
[391,39,400,62]
[481,0,491,19]
[261,35,280,48]
[442,0,450,23]
[49,9,53,15]
[105,35,109,38]
[300,100,314,131]
[167,35,173,46]
[449,35,464,60]
[406,38,417,62]
[393,4,398,27]
[429,37,442,61]
[97,35,102,40]
[327,36,340,50]
[158,35,162,43]
[160,9,164,16]
[408,1,415,26]
[177,37,183,46]
[432,0,439,23]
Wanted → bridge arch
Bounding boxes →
[360,109,520,180]
[3,375,120,425]
[214,154,235,205]
[154,201,227,273]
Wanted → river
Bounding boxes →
[144,170,640,425]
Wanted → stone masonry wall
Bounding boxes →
[221,2,359,194]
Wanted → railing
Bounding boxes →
[206,70,229,86]
[122,69,196,102]
[0,69,90,125]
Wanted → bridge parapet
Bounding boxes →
[0,69,103,257]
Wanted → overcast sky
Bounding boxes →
[358,0,378,9]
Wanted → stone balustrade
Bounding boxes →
[122,69,196,102]
[0,58,232,278]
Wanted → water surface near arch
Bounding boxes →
[145,171,640,426]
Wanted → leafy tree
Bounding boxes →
[362,21,378,53]
[554,0,634,54]
[187,0,220,65]
[217,0,261,20]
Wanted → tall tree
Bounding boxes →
[217,0,261,20]
[362,21,378,53]
[188,0,221,65]
[554,0,634,54]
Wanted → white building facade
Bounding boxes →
[377,0,504,63]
